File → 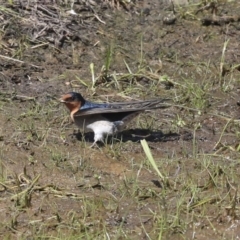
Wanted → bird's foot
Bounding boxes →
[89,141,105,149]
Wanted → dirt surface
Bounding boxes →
[1,0,240,239]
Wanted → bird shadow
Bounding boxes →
[70,128,190,144]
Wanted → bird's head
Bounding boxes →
[60,92,85,113]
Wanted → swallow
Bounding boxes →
[60,92,170,147]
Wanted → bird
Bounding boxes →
[60,92,170,147]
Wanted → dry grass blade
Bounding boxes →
[140,139,164,180]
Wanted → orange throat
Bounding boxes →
[64,102,81,121]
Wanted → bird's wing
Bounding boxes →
[73,107,144,117]
[74,104,170,116]
[74,98,171,117]
[107,98,171,109]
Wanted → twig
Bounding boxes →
[31,42,49,49]
[94,14,106,24]
[0,54,42,69]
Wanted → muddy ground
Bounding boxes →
[1,0,240,239]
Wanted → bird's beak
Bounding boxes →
[59,98,66,103]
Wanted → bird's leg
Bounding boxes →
[89,141,98,148]
[89,140,105,148]
[89,133,104,148]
